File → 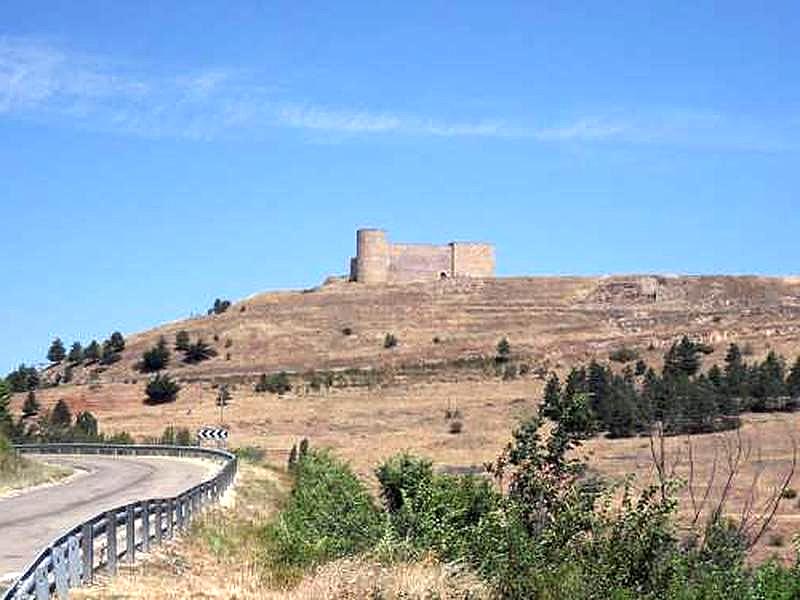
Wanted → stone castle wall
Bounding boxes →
[451,242,495,279]
[350,229,495,284]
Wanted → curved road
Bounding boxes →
[0,454,214,581]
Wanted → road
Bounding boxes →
[0,454,214,581]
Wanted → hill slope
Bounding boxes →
[53,274,800,385]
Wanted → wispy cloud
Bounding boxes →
[0,36,795,151]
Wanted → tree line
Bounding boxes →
[542,337,800,438]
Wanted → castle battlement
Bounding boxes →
[349,229,495,284]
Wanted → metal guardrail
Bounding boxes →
[2,443,237,600]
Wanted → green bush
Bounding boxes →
[139,337,170,372]
[183,339,217,364]
[383,333,398,349]
[144,373,181,404]
[376,453,434,513]
[263,449,381,570]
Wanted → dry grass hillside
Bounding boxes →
[41,274,800,386]
[13,275,800,562]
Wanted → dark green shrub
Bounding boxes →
[175,330,190,352]
[262,449,381,569]
[109,331,126,353]
[209,298,231,315]
[144,373,181,404]
[496,337,511,363]
[383,333,398,349]
[183,339,217,364]
[140,337,170,372]
[50,399,72,428]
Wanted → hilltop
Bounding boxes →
[40,274,800,387]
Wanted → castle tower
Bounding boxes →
[355,229,390,284]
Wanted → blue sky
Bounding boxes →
[1,1,798,373]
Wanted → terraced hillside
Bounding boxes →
[37,275,800,387]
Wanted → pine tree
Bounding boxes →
[67,342,84,363]
[175,330,191,352]
[100,341,122,365]
[50,399,72,428]
[605,377,640,438]
[6,364,39,392]
[788,356,800,399]
[563,367,587,401]
[750,351,786,410]
[541,374,562,420]
[84,340,101,362]
[109,331,126,353]
[724,343,748,399]
[22,390,40,417]
[47,338,66,363]
[685,375,720,434]
[140,337,170,372]
[664,336,701,378]
[587,361,611,422]
[640,368,661,424]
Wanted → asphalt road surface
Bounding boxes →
[0,454,214,581]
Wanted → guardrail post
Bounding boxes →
[154,501,163,546]
[68,535,82,588]
[34,564,48,600]
[184,494,192,525]
[53,543,69,599]
[126,505,136,564]
[166,499,175,540]
[81,522,94,585]
[142,501,150,553]
[106,511,117,575]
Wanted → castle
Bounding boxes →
[349,229,495,284]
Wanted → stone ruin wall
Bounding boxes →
[452,242,495,279]
[351,229,495,284]
[388,244,452,283]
